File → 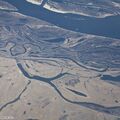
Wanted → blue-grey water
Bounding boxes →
[3,0,120,39]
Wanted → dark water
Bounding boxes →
[101,75,120,82]
[17,63,68,82]
[3,0,120,39]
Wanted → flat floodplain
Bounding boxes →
[0,0,120,120]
